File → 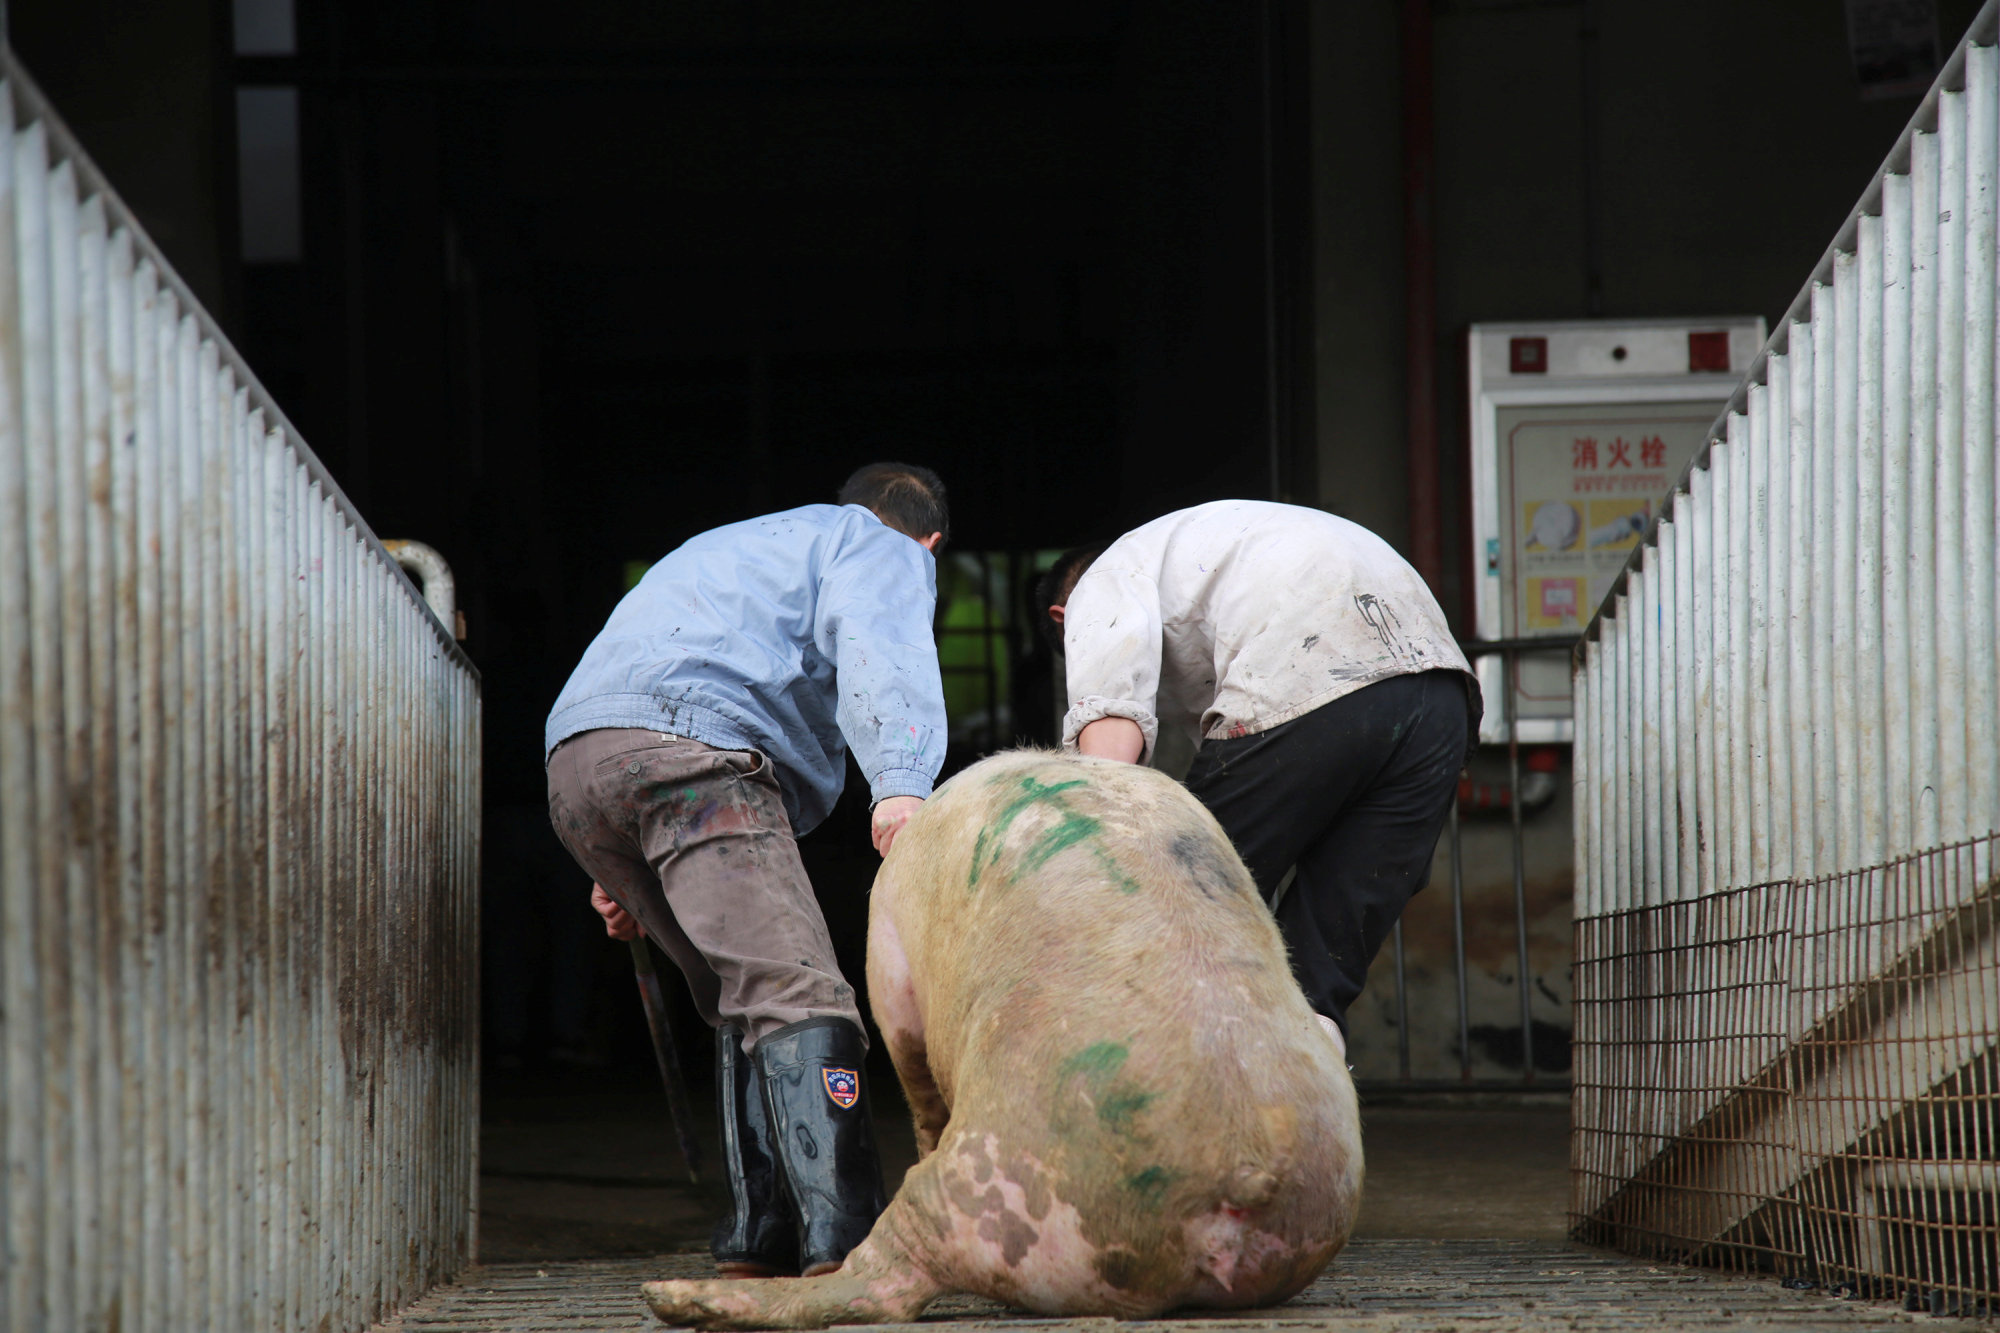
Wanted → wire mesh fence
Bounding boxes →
[1574,835,2000,1309]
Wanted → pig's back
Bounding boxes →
[897,750,1306,1045]
[879,751,1360,1314]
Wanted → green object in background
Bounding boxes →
[937,574,1005,736]
[623,559,653,592]
[934,550,1065,747]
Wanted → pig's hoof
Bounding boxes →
[642,1279,684,1318]
[643,1279,736,1328]
[644,1277,788,1329]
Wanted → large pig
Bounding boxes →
[644,750,1362,1328]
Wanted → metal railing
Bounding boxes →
[0,51,481,1333]
[1573,836,2000,1306]
[1375,637,1572,1091]
[1572,0,2000,1301]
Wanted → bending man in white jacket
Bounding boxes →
[1037,499,1482,1039]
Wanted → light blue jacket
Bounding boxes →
[544,504,946,834]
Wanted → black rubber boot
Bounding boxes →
[756,1017,888,1276]
[710,1023,800,1277]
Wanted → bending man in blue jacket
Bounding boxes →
[544,463,950,1279]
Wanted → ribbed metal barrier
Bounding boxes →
[1571,0,2000,1305]
[0,52,481,1333]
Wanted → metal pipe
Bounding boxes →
[1392,918,1410,1082]
[383,537,459,635]
[1504,647,1533,1084]
[1449,792,1470,1082]
[1452,636,1572,1087]
[629,938,704,1184]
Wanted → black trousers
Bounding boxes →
[1183,669,1477,1035]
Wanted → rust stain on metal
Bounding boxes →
[0,57,481,1333]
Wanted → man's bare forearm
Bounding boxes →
[1076,716,1144,764]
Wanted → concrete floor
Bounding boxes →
[391,1083,1971,1331]
[1347,1096,1572,1241]
[472,1087,1577,1263]
[380,1243,1972,1332]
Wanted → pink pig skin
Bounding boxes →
[645,750,1362,1328]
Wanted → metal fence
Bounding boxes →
[1573,836,2000,1307]
[1572,2,2000,1305]
[1363,638,1569,1090]
[0,53,482,1333]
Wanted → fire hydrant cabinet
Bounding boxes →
[1467,317,1765,744]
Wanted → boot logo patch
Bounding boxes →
[822,1067,860,1109]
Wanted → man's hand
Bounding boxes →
[1076,716,1145,764]
[590,882,642,941]
[871,795,925,857]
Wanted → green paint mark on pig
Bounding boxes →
[1091,845,1143,895]
[962,769,1142,895]
[1061,1041,1129,1081]
[1057,1040,1156,1140]
[1124,1166,1177,1201]
[1096,1086,1158,1132]
[1025,809,1101,871]
[967,775,1092,889]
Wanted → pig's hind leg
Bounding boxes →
[865,900,950,1157]
[884,1032,948,1160]
[643,1206,945,1329]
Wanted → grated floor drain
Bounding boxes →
[372,1239,1987,1331]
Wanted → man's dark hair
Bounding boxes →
[837,462,950,549]
[1032,544,1105,655]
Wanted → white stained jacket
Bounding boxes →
[1059,500,1472,764]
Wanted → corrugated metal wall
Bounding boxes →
[0,54,482,1333]
[1571,2,2000,1302]
[1574,16,2000,925]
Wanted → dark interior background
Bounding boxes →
[8,0,1983,1089]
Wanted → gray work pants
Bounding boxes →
[545,727,862,1050]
